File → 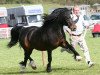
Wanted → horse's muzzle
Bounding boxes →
[72,28,76,31]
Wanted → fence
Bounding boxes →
[0,27,12,39]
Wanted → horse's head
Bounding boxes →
[42,8,76,31]
[60,8,76,31]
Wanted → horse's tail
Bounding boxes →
[7,26,23,48]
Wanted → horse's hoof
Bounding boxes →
[29,61,37,70]
[19,61,26,72]
[20,70,25,73]
[19,64,26,72]
[46,67,52,72]
[75,56,82,61]
[46,69,52,72]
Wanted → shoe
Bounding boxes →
[88,61,94,67]
[61,48,73,54]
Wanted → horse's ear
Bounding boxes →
[69,8,73,14]
[70,8,72,11]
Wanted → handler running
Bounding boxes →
[62,5,94,67]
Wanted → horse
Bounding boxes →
[8,8,81,72]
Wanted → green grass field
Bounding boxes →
[0,30,100,75]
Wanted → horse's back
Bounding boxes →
[19,26,39,49]
[21,26,38,34]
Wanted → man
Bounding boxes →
[62,5,94,67]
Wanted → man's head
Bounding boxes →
[73,5,80,16]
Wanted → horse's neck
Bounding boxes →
[42,23,63,31]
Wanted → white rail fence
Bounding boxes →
[0,27,12,39]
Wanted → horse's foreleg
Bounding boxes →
[29,57,37,70]
[62,41,82,61]
[46,50,52,72]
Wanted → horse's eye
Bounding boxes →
[67,16,71,19]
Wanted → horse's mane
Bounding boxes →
[43,8,69,26]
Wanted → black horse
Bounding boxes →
[8,8,81,72]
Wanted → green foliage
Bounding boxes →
[0,0,99,5]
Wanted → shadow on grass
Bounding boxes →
[0,70,46,75]
[0,67,89,75]
[0,63,96,75]
[52,67,88,71]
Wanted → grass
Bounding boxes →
[0,29,100,75]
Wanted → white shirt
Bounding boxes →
[72,14,85,35]
[64,14,86,35]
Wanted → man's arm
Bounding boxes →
[63,26,72,35]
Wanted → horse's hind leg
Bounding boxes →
[28,57,37,70]
[19,50,32,72]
